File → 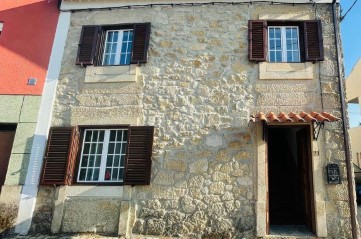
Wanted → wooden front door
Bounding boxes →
[267,125,315,234]
[296,127,315,232]
[0,126,16,192]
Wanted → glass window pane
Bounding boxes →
[95,155,101,167]
[122,130,128,141]
[275,28,281,38]
[113,155,120,167]
[113,31,118,41]
[270,51,275,62]
[120,155,125,166]
[111,43,117,53]
[270,40,275,50]
[287,39,292,50]
[88,155,95,167]
[93,168,99,181]
[269,28,274,38]
[81,156,88,167]
[118,169,124,181]
[123,31,129,40]
[105,43,111,54]
[108,32,113,41]
[110,130,116,141]
[90,144,96,154]
[121,43,128,53]
[112,168,119,180]
[105,169,111,180]
[99,131,104,142]
[286,28,291,38]
[292,29,298,38]
[79,169,86,181]
[83,143,90,154]
[276,51,282,62]
[275,40,281,50]
[129,31,133,40]
[293,51,300,62]
[103,54,110,65]
[92,131,98,141]
[107,155,113,167]
[85,131,91,142]
[292,39,299,50]
[97,143,103,154]
[86,169,93,181]
[108,143,114,154]
[110,55,115,65]
[115,143,121,154]
[121,144,127,154]
[287,51,293,62]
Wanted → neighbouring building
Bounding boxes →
[0,0,60,235]
[346,59,361,167]
[5,0,359,238]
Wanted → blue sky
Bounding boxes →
[341,0,361,127]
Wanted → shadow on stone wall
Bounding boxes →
[0,203,18,237]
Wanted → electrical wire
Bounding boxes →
[340,0,358,22]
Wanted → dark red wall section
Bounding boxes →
[0,0,59,95]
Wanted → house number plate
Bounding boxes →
[326,163,341,184]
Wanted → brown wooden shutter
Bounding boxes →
[76,26,100,66]
[249,20,267,61]
[40,127,79,185]
[124,126,154,185]
[304,20,324,61]
[130,23,151,64]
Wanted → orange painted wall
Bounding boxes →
[0,0,59,95]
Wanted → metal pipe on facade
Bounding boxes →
[331,0,358,238]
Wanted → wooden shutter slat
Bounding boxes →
[249,20,267,61]
[304,20,324,61]
[40,127,79,185]
[76,26,100,66]
[124,126,154,185]
[130,23,151,64]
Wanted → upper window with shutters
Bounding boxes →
[76,23,151,66]
[249,20,324,63]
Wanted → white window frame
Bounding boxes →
[268,26,300,63]
[77,128,128,183]
[102,29,133,66]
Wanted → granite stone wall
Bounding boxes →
[37,3,354,238]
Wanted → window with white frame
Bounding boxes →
[268,26,300,63]
[102,29,133,65]
[78,128,128,183]
[76,23,151,66]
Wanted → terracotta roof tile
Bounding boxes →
[250,111,340,123]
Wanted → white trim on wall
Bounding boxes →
[15,11,71,235]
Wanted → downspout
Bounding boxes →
[331,1,358,238]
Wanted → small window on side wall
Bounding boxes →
[76,23,151,66]
[248,20,323,63]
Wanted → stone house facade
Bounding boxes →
[10,0,359,238]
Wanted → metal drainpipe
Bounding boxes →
[331,1,358,238]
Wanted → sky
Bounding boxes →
[341,0,361,127]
